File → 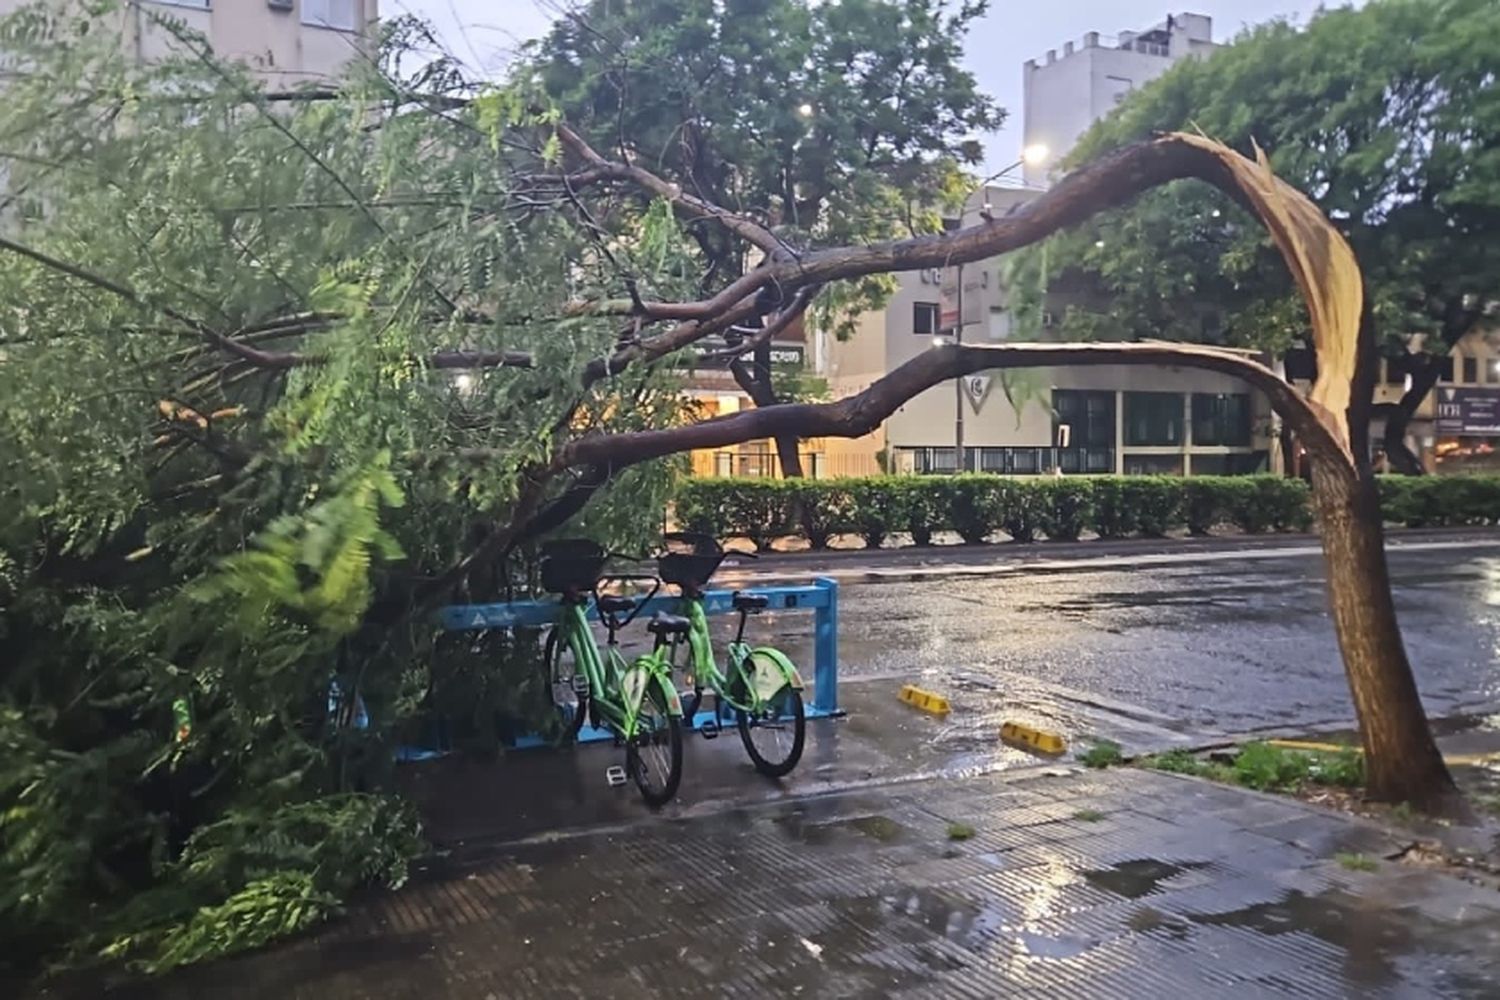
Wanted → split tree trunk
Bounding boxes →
[730,340,804,478]
[1378,358,1438,475]
[1310,461,1459,811]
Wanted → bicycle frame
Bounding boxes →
[557,600,681,735]
[676,596,803,715]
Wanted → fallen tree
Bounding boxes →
[0,5,1460,978]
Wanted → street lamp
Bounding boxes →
[950,144,1050,472]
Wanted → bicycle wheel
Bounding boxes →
[737,683,805,779]
[626,682,683,807]
[544,627,588,742]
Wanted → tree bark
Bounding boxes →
[1309,461,1460,812]
[1376,356,1437,475]
[730,340,803,478]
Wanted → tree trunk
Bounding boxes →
[730,341,803,478]
[1310,461,1460,812]
[1378,358,1437,475]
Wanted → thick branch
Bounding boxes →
[559,342,1341,473]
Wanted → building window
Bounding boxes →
[912,301,940,336]
[1191,393,1251,447]
[1124,392,1183,447]
[303,0,361,31]
[1488,360,1500,385]
[1053,389,1115,448]
[1462,355,1478,384]
[1437,356,1455,383]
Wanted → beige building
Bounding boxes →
[822,189,1276,479]
[814,11,1281,481]
[0,0,378,81]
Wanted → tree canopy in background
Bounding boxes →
[1012,0,1500,468]
[526,0,1001,473]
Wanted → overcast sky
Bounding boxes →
[392,1,1361,169]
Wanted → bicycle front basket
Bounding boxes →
[657,532,724,589]
[540,539,607,594]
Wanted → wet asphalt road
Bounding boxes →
[719,541,1500,735]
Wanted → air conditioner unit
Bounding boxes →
[268,0,293,9]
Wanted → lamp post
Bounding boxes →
[949,143,1049,473]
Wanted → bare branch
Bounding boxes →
[553,123,786,256]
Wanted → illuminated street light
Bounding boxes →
[1022,143,1050,166]
[797,103,814,117]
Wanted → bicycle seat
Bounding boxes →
[597,595,637,615]
[733,593,769,611]
[646,614,692,637]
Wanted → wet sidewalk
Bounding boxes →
[115,764,1500,999]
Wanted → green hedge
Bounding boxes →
[673,474,1500,549]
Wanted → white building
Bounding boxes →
[1022,12,1216,186]
[0,0,378,82]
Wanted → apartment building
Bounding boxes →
[0,0,378,82]
[1022,12,1216,185]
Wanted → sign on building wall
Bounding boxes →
[939,266,985,333]
[962,374,993,413]
[688,340,805,369]
[1436,387,1500,436]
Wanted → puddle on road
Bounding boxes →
[1083,859,1208,898]
[774,811,913,846]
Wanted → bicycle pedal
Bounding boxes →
[699,719,720,740]
[605,765,628,787]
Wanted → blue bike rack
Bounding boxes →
[427,576,841,751]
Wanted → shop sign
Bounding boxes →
[1436,387,1500,436]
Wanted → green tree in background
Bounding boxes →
[526,0,1001,473]
[1013,0,1500,472]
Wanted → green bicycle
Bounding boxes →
[658,532,806,778]
[540,539,685,807]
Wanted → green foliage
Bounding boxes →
[1079,741,1124,769]
[532,0,1001,335]
[1222,478,1313,534]
[995,479,1043,543]
[1378,475,1500,528]
[898,477,947,546]
[0,11,685,975]
[787,480,854,551]
[846,478,909,550]
[1018,0,1500,378]
[674,474,1500,548]
[1143,742,1363,794]
[945,822,976,841]
[1123,478,1185,538]
[942,475,1003,544]
[1073,809,1106,823]
[1335,852,1379,872]
[1037,479,1095,542]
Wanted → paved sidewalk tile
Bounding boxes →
[93,768,1500,999]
